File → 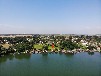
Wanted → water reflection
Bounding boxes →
[0,52,100,64]
[0,53,31,63]
[59,52,63,55]
[88,52,94,55]
[0,56,8,63]
[0,55,15,63]
[15,53,31,60]
[41,53,48,56]
[7,54,14,60]
[64,53,74,58]
[0,52,101,76]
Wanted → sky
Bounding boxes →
[0,0,101,34]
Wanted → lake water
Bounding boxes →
[0,52,101,76]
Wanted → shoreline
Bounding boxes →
[0,49,101,57]
[0,34,101,57]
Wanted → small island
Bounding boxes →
[0,34,101,57]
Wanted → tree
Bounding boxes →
[42,45,48,50]
[60,40,78,50]
[87,45,96,50]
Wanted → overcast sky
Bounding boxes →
[0,0,101,34]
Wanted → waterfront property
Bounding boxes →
[0,34,101,57]
[0,34,101,76]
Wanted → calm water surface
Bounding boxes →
[0,52,101,76]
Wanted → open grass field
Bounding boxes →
[34,44,44,49]
[34,44,59,51]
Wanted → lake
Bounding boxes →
[0,52,101,76]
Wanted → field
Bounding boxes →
[34,44,59,51]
